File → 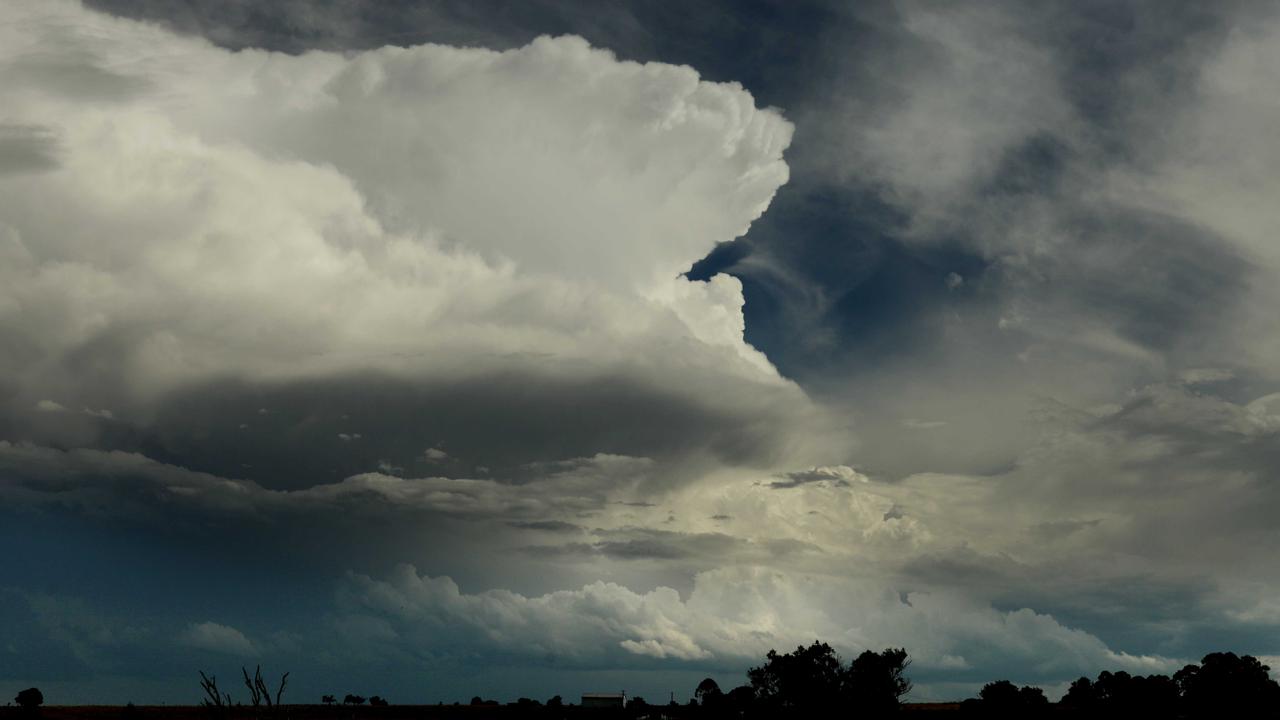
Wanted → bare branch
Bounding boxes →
[243,666,264,707]
[256,665,273,708]
[199,671,227,709]
[275,672,289,707]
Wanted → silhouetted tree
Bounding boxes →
[1175,652,1280,717]
[470,696,484,706]
[14,688,43,709]
[844,648,912,713]
[1060,676,1097,712]
[978,680,1019,706]
[724,686,756,715]
[1089,670,1179,716]
[546,695,563,708]
[746,641,912,716]
[1017,685,1048,709]
[748,641,844,715]
[369,696,389,706]
[972,680,1046,717]
[694,677,723,713]
[321,695,336,706]
[343,694,365,706]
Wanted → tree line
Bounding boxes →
[8,644,1277,717]
[686,642,1279,718]
[416,643,1280,717]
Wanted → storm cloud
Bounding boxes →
[4,0,1280,706]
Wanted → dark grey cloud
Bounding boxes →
[0,124,60,175]
[507,520,583,533]
[693,0,1270,485]
[1029,518,1102,541]
[769,464,860,489]
[60,371,806,494]
[692,1,1257,414]
[523,528,745,563]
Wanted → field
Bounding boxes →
[0,704,968,719]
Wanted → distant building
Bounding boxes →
[581,692,626,709]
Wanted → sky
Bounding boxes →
[2,0,1280,706]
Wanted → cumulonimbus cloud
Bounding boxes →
[0,0,809,462]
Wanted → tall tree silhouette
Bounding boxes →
[1175,652,1280,717]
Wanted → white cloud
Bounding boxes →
[182,621,257,656]
[1177,368,1235,385]
[0,0,807,453]
[340,563,1176,681]
[1259,656,1280,681]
